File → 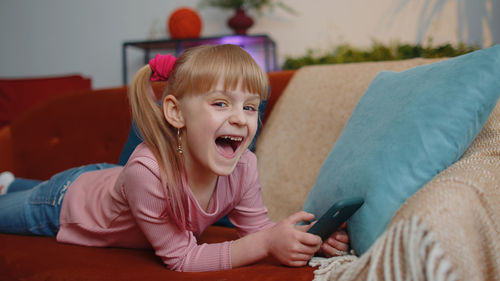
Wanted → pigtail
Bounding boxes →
[128,65,190,231]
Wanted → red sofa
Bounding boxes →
[0,74,92,128]
[0,70,315,280]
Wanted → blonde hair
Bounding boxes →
[128,44,269,231]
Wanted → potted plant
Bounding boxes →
[199,0,296,35]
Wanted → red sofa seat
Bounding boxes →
[1,227,315,281]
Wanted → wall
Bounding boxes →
[0,0,498,88]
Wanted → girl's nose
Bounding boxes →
[229,108,247,126]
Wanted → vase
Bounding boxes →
[227,8,254,35]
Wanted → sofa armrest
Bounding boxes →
[264,70,296,123]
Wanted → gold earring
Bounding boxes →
[177,128,183,154]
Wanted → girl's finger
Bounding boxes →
[287,211,316,225]
[295,223,311,232]
[294,241,321,256]
[286,259,309,267]
[298,231,322,247]
[333,230,349,243]
[326,237,349,252]
[290,252,315,262]
[321,242,348,257]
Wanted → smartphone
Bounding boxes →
[306,197,364,242]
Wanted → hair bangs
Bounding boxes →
[169,45,268,100]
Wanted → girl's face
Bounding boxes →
[178,79,260,179]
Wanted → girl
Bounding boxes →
[0,44,348,272]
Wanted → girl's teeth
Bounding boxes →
[223,136,242,141]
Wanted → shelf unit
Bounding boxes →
[122,34,278,85]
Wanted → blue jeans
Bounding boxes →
[0,163,117,236]
[8,178,42,192]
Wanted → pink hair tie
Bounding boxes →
[149,54,177,81]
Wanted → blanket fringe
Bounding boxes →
[309,217,458,281]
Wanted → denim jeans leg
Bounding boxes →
[24,179,71,236]
[0,188,31,234]
[0,178,42,233]
[9,178,42,192]
[0,177,64,236]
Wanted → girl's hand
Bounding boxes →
[319,223,349,257]
[265,211,322,267]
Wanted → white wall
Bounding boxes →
[1,0,498,88]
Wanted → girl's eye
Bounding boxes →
[213,101,228,107]
[244,105,257,112]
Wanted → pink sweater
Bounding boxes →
[57,144,275,272]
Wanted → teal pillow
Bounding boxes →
[303,45,500,254]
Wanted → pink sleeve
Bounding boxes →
[228,152,276,237]
[122,156,232,272]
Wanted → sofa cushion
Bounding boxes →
[302,45,500,254]
[256,58,443,223]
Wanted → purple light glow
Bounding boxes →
[217,35,248,45]
[212,35,267,71]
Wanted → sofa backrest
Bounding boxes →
[0,74,92,128]
[10,87,130,180]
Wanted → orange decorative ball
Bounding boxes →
[168,7,202,39]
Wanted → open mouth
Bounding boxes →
[215,135,244,158]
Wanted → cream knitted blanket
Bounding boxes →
[310,102,500,281]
